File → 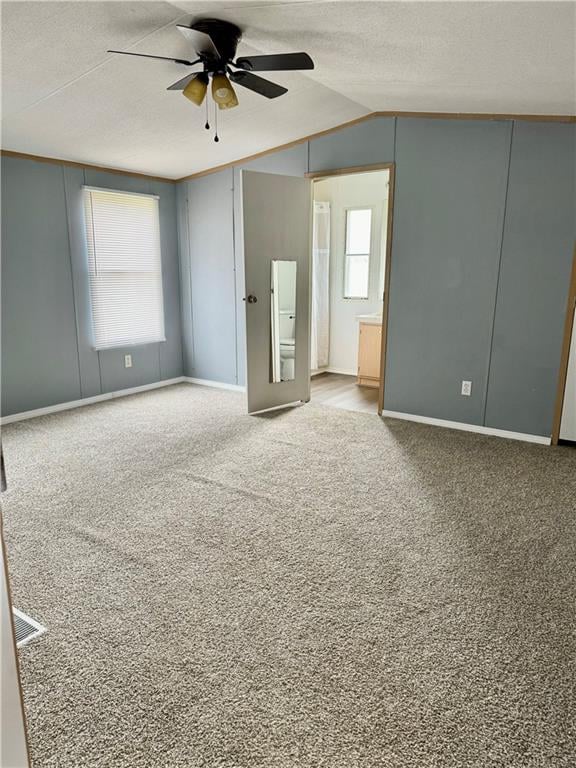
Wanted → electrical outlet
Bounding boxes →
[124,354,132,369]
[461,380,472,396]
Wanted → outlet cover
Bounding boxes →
[124,354,132,369]
[461,380,472,396]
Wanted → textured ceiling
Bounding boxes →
[1,1,574,178]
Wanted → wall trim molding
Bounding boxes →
[305,161,393,180]
[184,376,246,392]
[177,110,576,182]
[0,149,177,183]
[381,410,551,445]
[4,110,574,185]
[1,378,186,424]
[373,110,575,123]
[551,245,576,445]
[0,375,553,444]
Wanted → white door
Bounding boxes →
[242,171,312,414]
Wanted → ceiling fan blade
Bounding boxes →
[234,52,314,72]
[107,50,199,67]
[167,72,203,91]
[176,25,220,59]
[229,70,287,99]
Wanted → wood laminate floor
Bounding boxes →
[311,372,379,414]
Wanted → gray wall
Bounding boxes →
[178,169,237,384]
[177,144,309,386]
[384,118,512,423]
[484,122,576,435]
[1,156,182,416]
[2,118,573,435]
[308,117,395,172]
[178,116,575,437]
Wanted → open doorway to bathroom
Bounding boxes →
[308,166,393,415]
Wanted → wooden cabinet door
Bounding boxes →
[358,323,382,384]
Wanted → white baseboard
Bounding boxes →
[2,377,550,447]
[311,367,357,378]
[325,367,358,377]
[184,377,246,393]
[381,410,551,445]
[1,378,185,425]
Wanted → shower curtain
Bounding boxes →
[310,201,331,371]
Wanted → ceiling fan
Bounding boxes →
[108,18,314,141]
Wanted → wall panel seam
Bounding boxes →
[232,171,239,386]
[87,169,105,395]
[62,166,84,400]
[174,195,185,377]
[186,187,196,374]
[175,188,187,376]
[482,120,515,426]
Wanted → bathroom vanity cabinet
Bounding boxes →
[357,321,382,388]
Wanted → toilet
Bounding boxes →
[280,338,295,380]
[279,313,296,380]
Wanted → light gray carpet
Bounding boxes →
[2,383,576,767]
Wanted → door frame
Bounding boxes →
[305,162,396,415]
[551,244,576,445]
[1,528,32,767]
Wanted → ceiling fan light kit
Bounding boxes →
[211,73,239,110]
[182,73,208,106]
[108,17,314,143]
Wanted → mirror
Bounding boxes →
[271,260,297,383]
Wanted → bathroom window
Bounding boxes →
[343,208,372,299]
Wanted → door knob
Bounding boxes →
[244,294,258,304]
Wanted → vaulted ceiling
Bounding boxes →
[2,1,574,178]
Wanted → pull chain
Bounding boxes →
[204,96,210,131]
[214,101,219,143]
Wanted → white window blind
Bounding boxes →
[83,187,165,350]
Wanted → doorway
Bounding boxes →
[240,164,394,417]
[308,167,393,415]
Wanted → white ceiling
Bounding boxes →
[1,1,574,178]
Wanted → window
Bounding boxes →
[344,208,372,299]
[83,187,165,350]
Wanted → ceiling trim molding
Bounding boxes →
[375,110,575,123]
[177,112,376,182]
[2,110,574,184]
[0,150,177,183]
[176,109,576,182]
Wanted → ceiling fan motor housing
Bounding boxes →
[191,18,242,70]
